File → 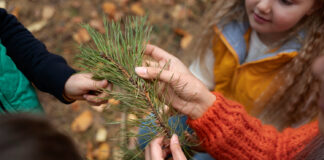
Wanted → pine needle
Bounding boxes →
[76,16,196,159]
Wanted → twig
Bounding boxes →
[100,53,171,137]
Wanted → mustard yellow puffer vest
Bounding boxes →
[212,21,301,113]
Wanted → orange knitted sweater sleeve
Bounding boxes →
[187,92,319,160]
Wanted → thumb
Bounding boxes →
[170,134,187,160]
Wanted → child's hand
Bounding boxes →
[145,134,187,160]
[135,44,216,119]
[64,73,111,105]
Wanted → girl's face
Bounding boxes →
[245,0,315,34]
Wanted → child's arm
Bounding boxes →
[0,9,110,105]
[0,9,75,103]
[187,92,318,160]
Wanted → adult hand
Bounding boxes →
[135,44,215,119]
[64,73,111,105]
[145,134,187,160]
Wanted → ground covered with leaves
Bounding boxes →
[5,0,208,159]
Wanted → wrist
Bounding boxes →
[62,91,75,102]
[191,91,216,120]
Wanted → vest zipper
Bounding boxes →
[0,100,8,113]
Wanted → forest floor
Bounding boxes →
[6,0,208,159]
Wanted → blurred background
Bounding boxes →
[4,0,209,159]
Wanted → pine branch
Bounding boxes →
[76,16,196,159]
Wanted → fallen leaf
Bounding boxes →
[73,28,91,44]
[130,2,145,16]
[11,7,20,18]
[90,19,105,33]
[42,5,55,20]
[94,143,110,160]
[71,16,83,24]
[91,104,107,112]
[0,0,6,8]
[71,110,93,132]
[102,2,116,17]
[171,5,190,20]
[108,98,120,106]
[113,11,124,21]
[90,10,99,18]
[26,20,47,32]
[127,114,137,121]
[96,127,108,142]
[174,28,187,36]
[174,28,193,49]
[181,34,193,49]
[86,141,94,160]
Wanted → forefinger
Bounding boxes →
[145,44,175,61]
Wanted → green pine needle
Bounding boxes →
[76,16,197,159]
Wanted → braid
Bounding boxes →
[255,8,324,130]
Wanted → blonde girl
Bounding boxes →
[188,0,324,130]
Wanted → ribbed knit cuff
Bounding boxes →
[186,92,319,160]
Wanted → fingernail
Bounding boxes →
[171,134,179,144]
[100,80,107,86]
[135,67,147,75]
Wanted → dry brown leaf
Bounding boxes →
[102,2,116,17]
[96,127,108,142]
[90,10,99,18]
[73,28,91,44]
[174,28,193,49]
[42,5,55,20]
[0,0,6,8]
[171,5,187,20]
[86,141,94,160]
[94,143,110,160]
[71,16,83,24]
[108,98,120,105]
[91,104,107,112]
[130,3,145,16]
[181,34,193,49]
[174,28,187,36]
[127,114,137,121]
[27,20,47,32]
[90,19,105,33]
[113,11,124,21]
[71,110,93,132]
[11,7,20,18]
